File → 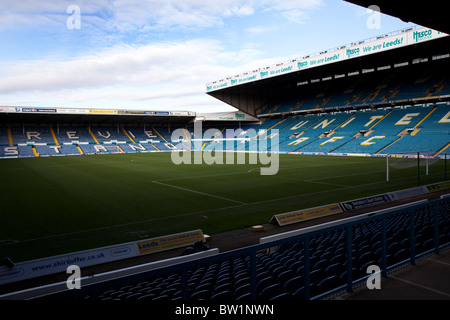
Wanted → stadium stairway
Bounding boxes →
[436,142,450,157]
[31,146,39,157]
[7,126,14,146]
[88,127,100,144]
[76,145,84,155]
[121,126,137,144]
[49,127,59,146]
[374,136,403,155]
[337,245,450,300]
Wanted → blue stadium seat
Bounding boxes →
[283,276,304,294]
[259,283,285,300]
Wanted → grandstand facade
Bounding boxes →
[0,108,256,158]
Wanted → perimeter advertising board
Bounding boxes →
[0,230,204,286]
[340,194,391,211]
[270,203,343,226]
[136,230,205,255]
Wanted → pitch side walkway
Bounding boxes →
[336,246,450,300]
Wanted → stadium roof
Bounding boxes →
[206,27,449,118]
[195,111,258,122]
[0,107,196,125]
[344,0,450,34]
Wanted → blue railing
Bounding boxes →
[41,197,450,300]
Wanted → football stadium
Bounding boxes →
[1,1,450,308]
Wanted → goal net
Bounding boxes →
[386,151,440,182]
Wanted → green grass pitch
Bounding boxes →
[0,152,447,263]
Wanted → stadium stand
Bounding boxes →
[53,126,95,145]
[380,104,450,155]
[0,124,190,157]
[89,126,131,143]
[0,125,11,147]
[1,103,449,159]
[33,197,449,301]
[249,104,450,156]
[1,21,449,305]
[34,144,81,157]
[10,125,54,145]
[260,67,450,115]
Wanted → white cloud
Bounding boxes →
[0,0,326,112]
[0,38,275,111]
[0,0,324,31]
[0,0,110,30]
[263,0,324,24]
[0,0,255,31]
[245,26,274,35]
[110,0,325,29]
[109,0,257,30]
[0,40,212,91]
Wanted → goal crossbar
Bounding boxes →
[386,151,438,182]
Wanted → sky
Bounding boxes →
[0,0,418,114]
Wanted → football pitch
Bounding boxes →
[0,152,447,263]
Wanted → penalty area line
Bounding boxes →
[152,180,246,205]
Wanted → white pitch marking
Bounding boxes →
[152,180,246,205]
[390,275,450,298]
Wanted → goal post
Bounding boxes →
[386,151,439,183]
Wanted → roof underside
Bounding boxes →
[0,112,195,125]
[344,0,450,34]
